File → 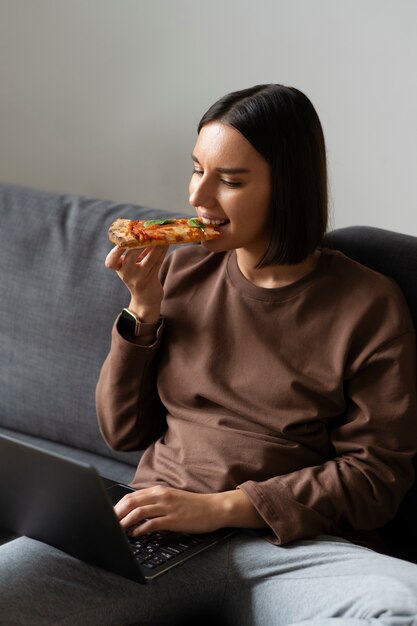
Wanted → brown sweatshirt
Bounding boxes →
[96,247,417,545]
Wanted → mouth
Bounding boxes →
[200,216,230,227]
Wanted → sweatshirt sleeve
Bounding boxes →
[239,332,417,545]
[95,317,167,451]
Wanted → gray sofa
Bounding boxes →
[0,181,416,564]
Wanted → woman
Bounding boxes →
[2,84,417,625]
[96,84,417,623]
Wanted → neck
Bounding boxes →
[235,249,321,289]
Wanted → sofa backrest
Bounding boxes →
[0,182,180,465]
[324,225,417,561]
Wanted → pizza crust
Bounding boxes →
[108,218,146,248]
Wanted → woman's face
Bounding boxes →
[189,121,271,260]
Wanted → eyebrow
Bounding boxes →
[191,153,250,174]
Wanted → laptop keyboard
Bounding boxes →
[128,531,203,569]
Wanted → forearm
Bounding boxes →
[96,321,166,451]
[115,486,269,537]
[238,449,417,546]
[213,489,268,529]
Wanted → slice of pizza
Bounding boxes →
[108,217,220,248]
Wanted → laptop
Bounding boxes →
[0,435,236,584]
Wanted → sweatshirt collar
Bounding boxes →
[226,249,326,302]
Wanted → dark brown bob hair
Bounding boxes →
[198,84,328,266]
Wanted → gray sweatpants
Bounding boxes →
[0,533,417,626]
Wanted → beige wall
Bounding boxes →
[0,0,416,233]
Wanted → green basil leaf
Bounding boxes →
[143,219,175,227]
[187,218,206,230]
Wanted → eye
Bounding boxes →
[192,168,203,176]
[221,179,242,188]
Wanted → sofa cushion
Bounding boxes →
[0,182,181,466]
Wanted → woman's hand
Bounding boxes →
[105,245,168,322]
[114,485,267,537]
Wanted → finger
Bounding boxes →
[118,504,167,530]
[129,516,170,537]
[119,247,154,271]
[114,491,158,519]
[114,487,172,525]
[105,245,126,270]
[133,247,152,264]
[114,485,171,514]
[134,245,168,267]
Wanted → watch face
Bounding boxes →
[119,308,138,336]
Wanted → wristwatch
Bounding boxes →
[119,308,142,337]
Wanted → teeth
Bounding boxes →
[201,217,228,225]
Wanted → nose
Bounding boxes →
[189,174,216,209]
